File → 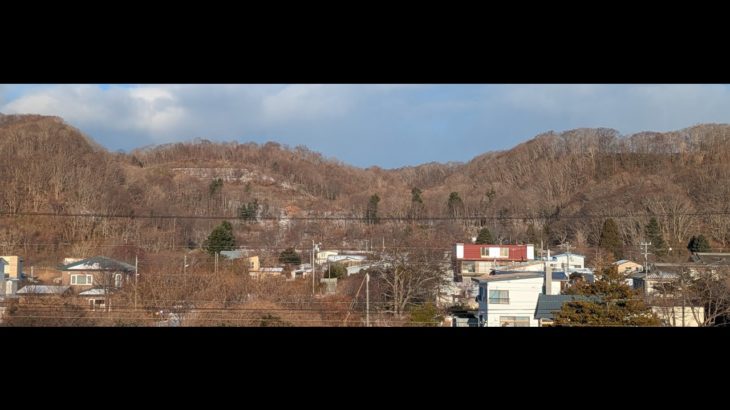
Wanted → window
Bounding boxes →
[500,316,530,327]
[462,261,476,273]
[115,273,122,288]
[489,289,509,304]
[482,247,509,258]
[71,274,93,285]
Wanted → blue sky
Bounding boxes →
[1,84,729,168]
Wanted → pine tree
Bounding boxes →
[409,187,425,219]
[447,192,464,219]
[278,247,302,265]
[554,266,661,327]
[687,234,711,253]
[599,218,623,259]
[366,194,380,224]
[475,228,494,244]
[644,217,667,256]
[525,223,539,245]
[203,220,236,255]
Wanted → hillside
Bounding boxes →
[2,114,730,264]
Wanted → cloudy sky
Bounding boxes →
[1,84,728,168]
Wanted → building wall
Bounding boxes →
[616,261,643,274]
[0,256,23,279]
[246,256,260,272]
[652,306,705,327]
[478,277,543,327]
[547,255,584,270]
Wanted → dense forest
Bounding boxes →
[2,113,730,266]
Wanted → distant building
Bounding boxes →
[0,256,23,279]
[453,243,535,278]
[58,256,136,291]
[613,260,643,274]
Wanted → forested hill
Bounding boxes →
[2,113,730,262]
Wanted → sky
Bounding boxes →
[1,84,729,169]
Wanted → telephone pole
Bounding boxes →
[640,241,652,273]
[560,242,572,273]
[134,255,138,310]
[366,272,370,327]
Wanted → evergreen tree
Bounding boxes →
[366,194,380,224]
[203,220,236,255]
[410,187,425,219]
[278,248,302,265]
[554,266,661,327]
[525,223,539,244]
[599,218,623,259]
[238,199,260,223]
[687,234,711,253]
[325,262,347,279]
[644,217,667,256]
[208,178,223,197]
[447,192,464,219]
[475,227,494,244]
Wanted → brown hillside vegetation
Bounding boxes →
[2,114,730,265]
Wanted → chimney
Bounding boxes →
[545,261,553,295]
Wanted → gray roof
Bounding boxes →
[535,294,600,319]
[220,250,247,260]
[79,288,109,296]
[59,256,135,272]
[17,285,71,295]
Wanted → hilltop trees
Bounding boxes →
[409,187,425,219]
[447,192,464,219]
[599,218,623,259]
[645,217,668,257]
[204,221,236,255]
[366,194,380,225]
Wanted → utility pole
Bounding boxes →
[366,272,370,327]
[640,241,652,273]
[215,252,218,274]
[134,255,138,310]
[184,254,187,275]
[560,242,572,273]
[382,237,385,252]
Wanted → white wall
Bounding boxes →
[652,306,705,327]
[548,254,584,270]
[478,276,543,327]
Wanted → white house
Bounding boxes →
[544,253,584,270]
[473,273,545,327]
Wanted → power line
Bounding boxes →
[3,210,730,221]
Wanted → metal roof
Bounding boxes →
[535,294,600,319]
[59,256,135,272]
[17,285,71,295]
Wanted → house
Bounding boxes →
[544,253,585,270]
[79,288,111,311]
[58,256,136,291]
[316,250,339,265]
[326,254,368,266]
[0,258,6,296]
[453,243,535,279]
[0,256,23,279]
[473,272,544,327]
[613,260,643,275]
[534,294,598,326]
